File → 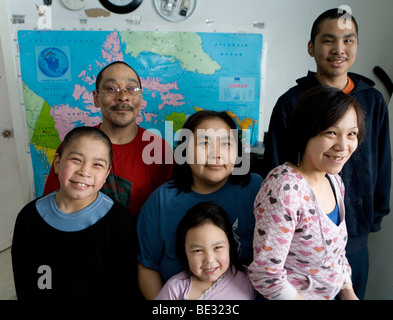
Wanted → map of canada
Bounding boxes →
[18,30,262,197]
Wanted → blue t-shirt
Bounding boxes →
[137,173,263,282]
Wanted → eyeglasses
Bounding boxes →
[97,87,142,96]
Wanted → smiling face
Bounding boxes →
[308,18,358,86]
[54,136,111,212]
[187,117,237,194]
[93,62,142,129]
[185,221,231,286]
[301,106,359,176]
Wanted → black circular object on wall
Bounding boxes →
[99,0,143,14]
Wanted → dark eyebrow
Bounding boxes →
[342,32,357,38]
[188,240,226,249]
[321,33,357,39]
[69,151,108,165]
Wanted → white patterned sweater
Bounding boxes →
[249,164,352,300]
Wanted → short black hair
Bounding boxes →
[175,201,245,277]
[310,8,359,44]
[171,110,251,192]
[286,86,364,166]
[95,61,142,91]
[57,126,113,166]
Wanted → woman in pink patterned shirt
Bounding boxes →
[249,86,364,300]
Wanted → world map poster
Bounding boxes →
[17,30,263,197]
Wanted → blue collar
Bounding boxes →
[36,191,114,232]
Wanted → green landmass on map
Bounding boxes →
[23,82,46,141]
[120,31,222,75]
[165,111,187,133]
[31,100,61,149]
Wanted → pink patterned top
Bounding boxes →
[249,164,352,300]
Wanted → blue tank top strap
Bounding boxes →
[327,203,340,226]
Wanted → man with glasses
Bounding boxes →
[44,61,174,218]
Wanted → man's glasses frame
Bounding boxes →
[97,87,142,96]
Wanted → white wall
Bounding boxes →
[1,0,393,299]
